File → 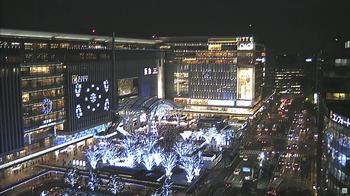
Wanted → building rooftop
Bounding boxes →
[0,28,160,45]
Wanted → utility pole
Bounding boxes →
[315,54,324,196]
[112,32,117,112]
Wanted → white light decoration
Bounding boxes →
[64,168,80,187]
[85,146,101,170]
[104,98,110,111]
[180,156,195,183]
[152,147,164,166]
[174,140,196,157]
[193,153,203,176]
[74,83,82,97]
[103,80,109,92]
[142,154,155,170]
[108,175,125,194]
[87,170,100,191]
[41,98,53,114]
[90,93,97,103]
[161,152,177,178]
[75,104,83,119]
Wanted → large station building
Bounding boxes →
[0,29,272,169]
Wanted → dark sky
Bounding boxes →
[1,0,349,54]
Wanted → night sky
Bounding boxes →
[1,0,349,54]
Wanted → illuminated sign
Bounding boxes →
[208,44,222,51]
[242,167,251,172]
[237,67,254,100]
[331,112,350,128]
[73,79,110,119]
[238,42,254,50]
[72,75,88,84]
[237,37,254,42]
[237,36,254,50]
[144,67,158,75]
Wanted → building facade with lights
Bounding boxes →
[162,36,268,117]
[273,54,316,96]
[0,29,161,165]
[322,40,350,195]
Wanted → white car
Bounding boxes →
[243,155,248,161]
[233,168,240,175]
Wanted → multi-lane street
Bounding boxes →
[195,96,316,196]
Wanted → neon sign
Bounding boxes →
[72,75,88,84]
[331,111,350,128]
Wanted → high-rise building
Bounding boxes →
[273,54,316,96]
[0,29,160,166]
[322,40,350,195]
[162,36,270,117]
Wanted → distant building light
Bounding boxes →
[305,58,313,62]
[345,41,350,48]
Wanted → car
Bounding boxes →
[286,162,292,169]
[234,168,240,175]
[243,155,248,161]
[281,152,287,158]
[292,143,298,149]
[286,145,291,150]
[292,163,300,171]
[239,151,244,158]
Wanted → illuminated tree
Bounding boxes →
[87,170,100,191]
[64,168,80,187]
[85,146,101,170]
[107,175,125,194]
[161,152,177,178]
[142,153,155,170]
[193,153,203,176]
[174,140,196,158]
[152,147,164,166]
[180,156,195,183]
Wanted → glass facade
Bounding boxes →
[21,63,65,146]
[164,37,265,116]
[324,111,350,195]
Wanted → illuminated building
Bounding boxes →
[0,29,160,166]
[273,54,311,96]
[322,41,350,195]
[162,36,268,117]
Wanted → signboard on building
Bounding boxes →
[237,67,254,100]
[330,111,350,128]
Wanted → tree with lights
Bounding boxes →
[142,153,155,170]
[87,170,101,191]
[174,140,196,158]
[107,175,125,194]
[193,152,203,176]
[161,152,177,178]
[151,178,173,196]
[64,168,80,188]
[152,147,164,166]
[85,146,101,170]
[180,156,195,183]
